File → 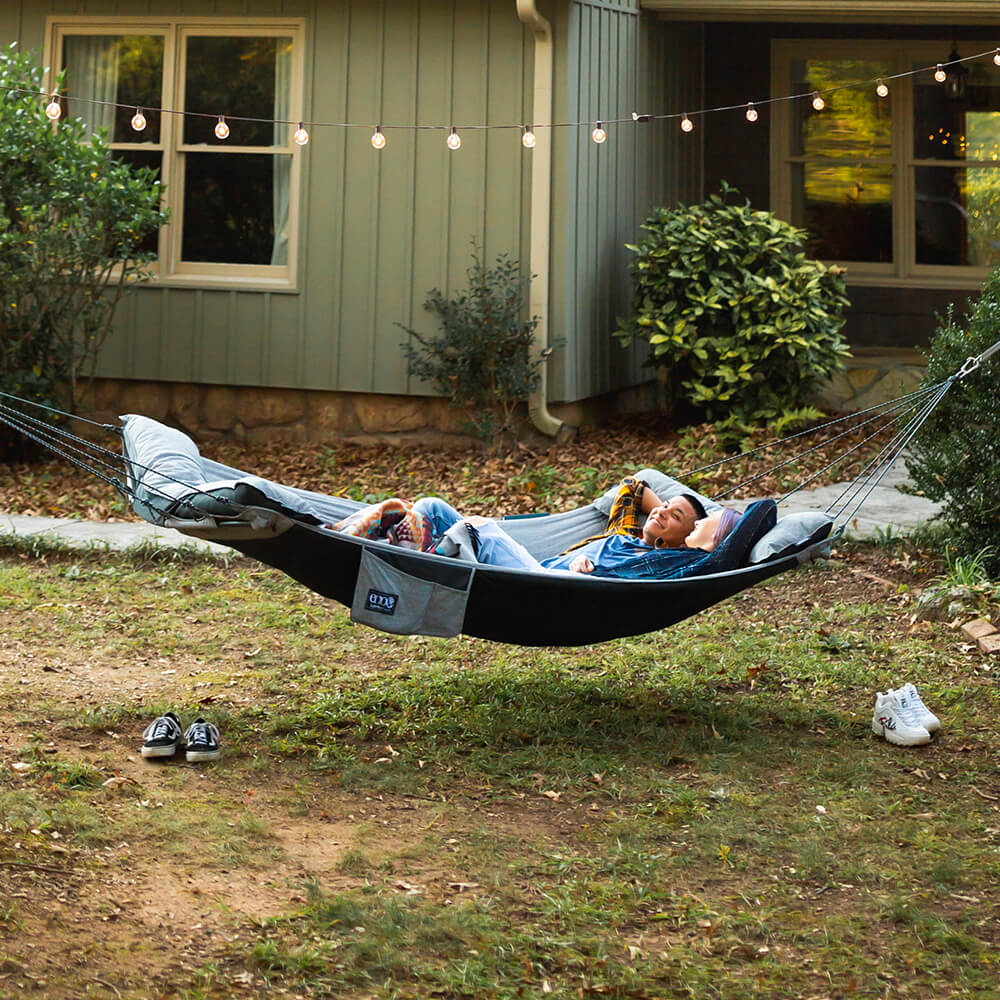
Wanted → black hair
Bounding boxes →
[679,493,707,522]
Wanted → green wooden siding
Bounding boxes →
[549,0,701,402]
[3,0,702,404]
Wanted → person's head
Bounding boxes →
[641,493,706,548]
[684,507,741,552]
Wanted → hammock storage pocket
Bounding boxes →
[351,546,475,638]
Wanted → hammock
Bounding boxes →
[1,342,993,646]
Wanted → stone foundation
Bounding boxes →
[80,351,926,446]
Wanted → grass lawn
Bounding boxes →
[1,539,998,999]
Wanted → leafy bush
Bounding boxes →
[906,268,1000,576]
[614,183,851,423]
[400,249,549,450]
[0,44,167,436]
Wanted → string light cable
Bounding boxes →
[15,46,1000,146]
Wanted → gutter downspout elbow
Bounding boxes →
[516,0,574,442]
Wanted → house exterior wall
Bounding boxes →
[547,1,701,403]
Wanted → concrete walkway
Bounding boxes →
[0,456,941,554]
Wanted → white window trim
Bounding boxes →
[771,37,1000,290]
[45,15,306,293]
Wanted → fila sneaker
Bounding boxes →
[896,682,941,734]
[871,691,931,747]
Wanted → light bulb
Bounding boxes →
[680,114,693,133]
[214,116,230,140]
[131,107,147,132]
[293,122,309,146]
[371,126,386,150]
[591,122,607,144]
[811,92,825,111]
[876,79,889,98]
[45,95,61,121]
[446,127,461,150]
[522,126,536,149]
[934,63,947,83]
[745,102,758,123]
[995,49,1000,67]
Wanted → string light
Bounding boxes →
[44,94,61,120]
[371,126,386,150]
[745,102,758,123]
[293,121,310,146]
[995,49,1000,66]
[680,113,693,132]
[446,126,461,150]
[214,115,229,140]
[591,122,607,144]
[934,64,947,83]
[521,126,536,149]
[811,92,825,111]
[131,107,147,131]
[876,79,889,98]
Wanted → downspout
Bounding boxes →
[516,0,574,441]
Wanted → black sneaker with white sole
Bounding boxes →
[184,718,221,762]
[141,712,184,758]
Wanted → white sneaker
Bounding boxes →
[872,691,931,746]
[897,682,940,733]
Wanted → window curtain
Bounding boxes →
[63,36,118,137]
[271,39,293,266]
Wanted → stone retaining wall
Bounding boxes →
[82,348,925,444]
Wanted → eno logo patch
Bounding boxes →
[365,589,398,615]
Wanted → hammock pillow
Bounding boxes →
[749,511,834,564]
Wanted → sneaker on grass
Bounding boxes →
[872,691,931,747]
[184,719,221,762]
[141,712,184,759]
[897,682,941,733]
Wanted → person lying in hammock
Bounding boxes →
[333,476,759,580]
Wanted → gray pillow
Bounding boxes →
[593,468,720,517]
[749,511,834,564]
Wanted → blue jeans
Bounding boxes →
[412,497,542,571]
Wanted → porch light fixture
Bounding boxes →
[131,107,147,131]
[591,122,607,144]
[293,122,310,146]
[680,113,694,132]
[811,92,825,111]
[446,126,461,150]
[934,63,947,83]
[214,116,230,140]
[943,47,968,101]
[371,126,386,149]
[522,126,536,149]
[876,80,889,98]
[44,94,61,121]
[745,102,758,123]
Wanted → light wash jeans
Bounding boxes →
[412,497,543,571]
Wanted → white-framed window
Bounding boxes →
[46,17,305,290]
[771,39,1000,288]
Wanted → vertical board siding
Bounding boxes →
[550,1,702,402]
[4,0,531,394]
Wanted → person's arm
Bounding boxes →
[638,481,663,514]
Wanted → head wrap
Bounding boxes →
[713,508,742,547]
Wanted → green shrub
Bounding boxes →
[906,268,1000,576]
[614,183,851,423]
[400,248,549,450]
[0,44,167,433]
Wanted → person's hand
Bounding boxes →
[569,554,594,574]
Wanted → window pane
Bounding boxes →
[62,35,164,142]
[914,59,1000,160]
[791,162,893,261]
[790,58,892,158]
[112,149,162,256]
[183,36,293,146]
[181,152,291,265]
[915,166,1000,266]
